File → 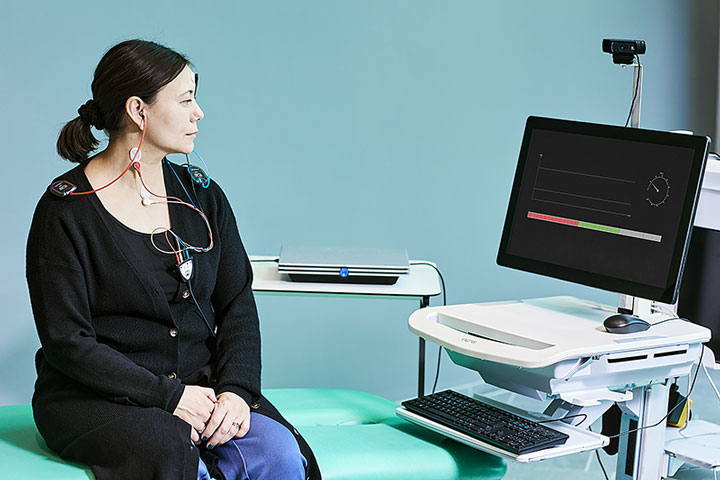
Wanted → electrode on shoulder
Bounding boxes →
[186,165,209,187]
[50,180,77,197]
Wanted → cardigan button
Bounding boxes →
[181,290,190,299]
[251,402,260,410]
[169,328,178,338]
[168,372,177,379]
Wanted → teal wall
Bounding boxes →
[1,1,718,405]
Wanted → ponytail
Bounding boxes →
[56,115,99,163]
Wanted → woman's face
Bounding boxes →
[143,65,204,156]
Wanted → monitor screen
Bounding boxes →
[497,116,709,303]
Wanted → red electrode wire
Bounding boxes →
[133,161,214,255]
[164,229,183,264]
[69,117,147,196]
[134,164,214,253]
[131,157,215,253]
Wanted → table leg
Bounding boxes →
[418,337,426,397]
[615,382,670,480]
[418,296,430,397]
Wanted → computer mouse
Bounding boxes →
[603,314,651,334]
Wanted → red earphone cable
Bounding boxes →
[70,117,147,196]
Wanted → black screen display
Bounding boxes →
[497,117,709,303]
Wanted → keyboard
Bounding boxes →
[401,390,569,455]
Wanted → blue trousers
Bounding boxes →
[197,412,307,480]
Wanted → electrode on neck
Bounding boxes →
[140,183,152,206]
[130,147,142,162]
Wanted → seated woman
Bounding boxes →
[26,39,320,480]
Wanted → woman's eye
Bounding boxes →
[183,99,193,105]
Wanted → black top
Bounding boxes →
[27,159,260,409]
[105,211,217,379]
[105,216,180,301]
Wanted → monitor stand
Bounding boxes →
[614,58,648,322]
[617,294,653,317]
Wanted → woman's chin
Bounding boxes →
[176,144,194,155]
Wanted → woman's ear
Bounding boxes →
[125,96,146,130]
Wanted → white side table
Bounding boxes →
[250,256,442,396]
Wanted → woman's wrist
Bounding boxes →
[216,385,255,408]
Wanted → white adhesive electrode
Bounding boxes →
[140,184,152,207]
[130,147,142,162]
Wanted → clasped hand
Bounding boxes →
[173,386,250,447]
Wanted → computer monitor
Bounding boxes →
[497,116,709,304]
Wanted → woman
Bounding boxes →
[26,39,320,480]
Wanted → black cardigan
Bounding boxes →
[26,160,320,480]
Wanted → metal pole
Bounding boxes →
[615,383,670,479]
[418,296,430,397]
[630,63,643,129]
[618,61,644,316]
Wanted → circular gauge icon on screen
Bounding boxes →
[646,172,670,207]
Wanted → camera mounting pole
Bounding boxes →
[622,59,648,317]
[624,59,648,316]
[629,61,643,129]
[602,39,649,317]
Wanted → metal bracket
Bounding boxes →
[559,388,633,407]
[560,356,597,381]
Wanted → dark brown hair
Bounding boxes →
[57,40,190,163]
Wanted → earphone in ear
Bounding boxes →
[129,114,147,169]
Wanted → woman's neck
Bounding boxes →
[90,135,166,186]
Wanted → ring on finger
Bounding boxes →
[231,421,241,430]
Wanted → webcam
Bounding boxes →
[602,39,646,64]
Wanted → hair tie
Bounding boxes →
[77,99,105,130]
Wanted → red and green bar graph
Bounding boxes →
[527,212,662,243]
